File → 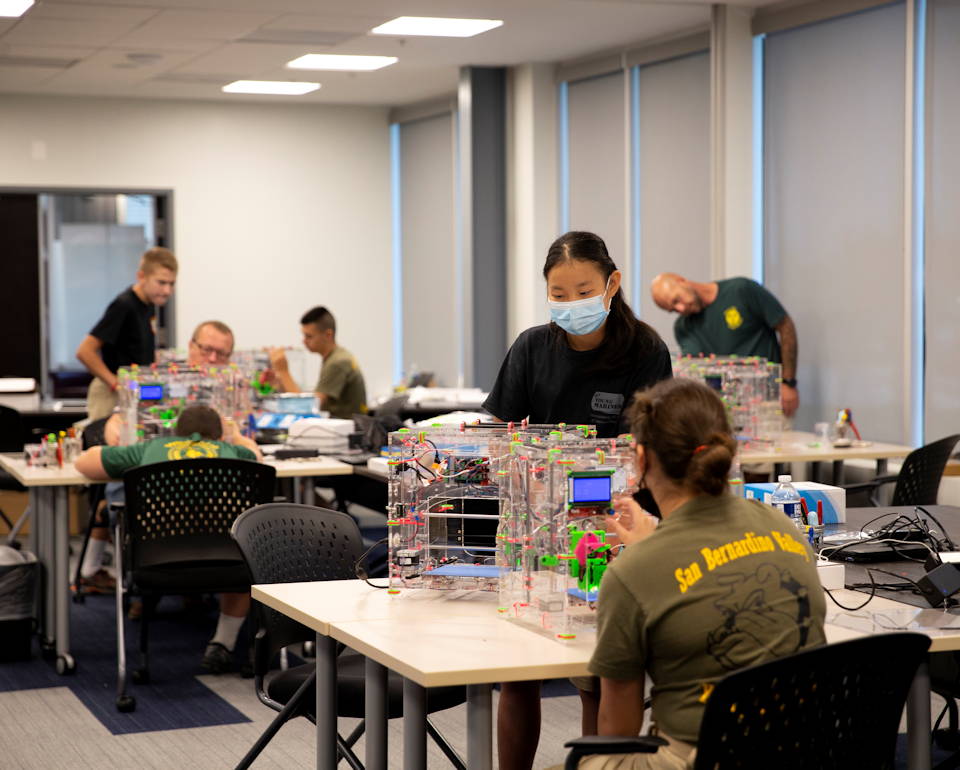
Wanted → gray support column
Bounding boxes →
[906,660,931,770]
[466,683,493,770]
[402,677,427,769]
[365,658,389,770]
[54,486,70,662]
[315,633,338,770]
[458,66,507,390]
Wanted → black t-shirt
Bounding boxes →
[483,324,673,438]
[89,287,156,373]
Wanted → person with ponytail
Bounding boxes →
[487,231,672,770]
[483,231,671,439]
[581,378,826,769]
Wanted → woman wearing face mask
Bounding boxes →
[484,230,671,439]
[484,231,672,770]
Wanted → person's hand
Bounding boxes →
[607,495,658,546]
[268,347,289,373]
[220,416,241,444]
[781,384,799,418]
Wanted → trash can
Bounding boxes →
[0,547,38,662]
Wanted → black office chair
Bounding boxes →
[71,417,111,602]
[0,405,27,544]
[564,632,930,770]
[113,458,276,713]
[843,434,960,507]
[230,502,467,770]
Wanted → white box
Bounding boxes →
[744,481,846,524]
[816,561,845,591]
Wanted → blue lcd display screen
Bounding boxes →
[570,476,612,504]
[139,384,164,400]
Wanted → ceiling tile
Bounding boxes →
[26,2,157,24]
[2,17,147,47]
[49,47,197,86]
[260,14,385,34]
[0,44,98,59]
[0,63,64,86]
[172,41,315,76]
[115,8,277,42]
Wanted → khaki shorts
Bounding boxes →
[578,733,696,770]
[86,378,118,421]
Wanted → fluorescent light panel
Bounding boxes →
[371,16,502,38]
[0,0,33,18]
[287,54,397,71]
[222,80,319,95]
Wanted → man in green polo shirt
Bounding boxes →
[651,274,799,417]
[268,305,367,419]
[75,404,261,674]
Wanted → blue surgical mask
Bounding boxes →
[548,279,612,336]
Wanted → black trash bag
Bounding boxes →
[353,413,403,453]
[0,549,38,662]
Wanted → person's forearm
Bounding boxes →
[76,338,116,388]
[234,433,263,461]
[598,677,645,736]
[777,316,798,380]
[75,447,111,480]
[276,370,299,393]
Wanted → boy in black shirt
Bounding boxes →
[76,247,178,419]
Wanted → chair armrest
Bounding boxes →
[564,735,667,770]
[843,475,899,493]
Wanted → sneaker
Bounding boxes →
[201,642,234,674]
[80,569,116,594]
[127,600,143,621]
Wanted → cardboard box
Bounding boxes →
[0,489,88,537]
[744,481,846,524]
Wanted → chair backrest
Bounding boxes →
[122,458,276,570]
[231,503,366,655]
[891,434,960,506]
[693,632,930,770]
[0,405,24,453]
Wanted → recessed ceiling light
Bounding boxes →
[370,16,503,38]
[287,54,398,72]
[222,80,320,95]
[0,0,34,18]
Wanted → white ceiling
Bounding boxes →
[0,0,784,106]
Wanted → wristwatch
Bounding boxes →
[782,378,797,388]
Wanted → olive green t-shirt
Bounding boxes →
[588,495,826,744]
[100,433,257,478]
[316,345,367,420]
[674,277,787,362]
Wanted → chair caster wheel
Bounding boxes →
[116,695,136,713]
[132,668,150,685]
[56,654,76,675]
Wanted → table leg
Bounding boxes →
[365,658,388,770]
[294,478,303,505]
[809,461,821,483]
[466,683,493,770]
[53,486,73,673]
[877,458,888,476]
[832,460,845,486]
[906,660,931,770]
[38,488,55,648]
[315,632,338,770]
[403,678,427,770]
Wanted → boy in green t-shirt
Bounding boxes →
[76,404,262,673]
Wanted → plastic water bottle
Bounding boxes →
[770,475,804,530]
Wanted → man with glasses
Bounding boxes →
[187,320,234,367]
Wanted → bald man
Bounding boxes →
[651,273,798,417]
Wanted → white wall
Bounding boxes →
[0,94,393,397]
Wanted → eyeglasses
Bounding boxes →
[191,339,232,362]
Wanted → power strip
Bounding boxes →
[816,561,845,590]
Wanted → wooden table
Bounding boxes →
[739,430,915,483]
[252,580,594,770]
